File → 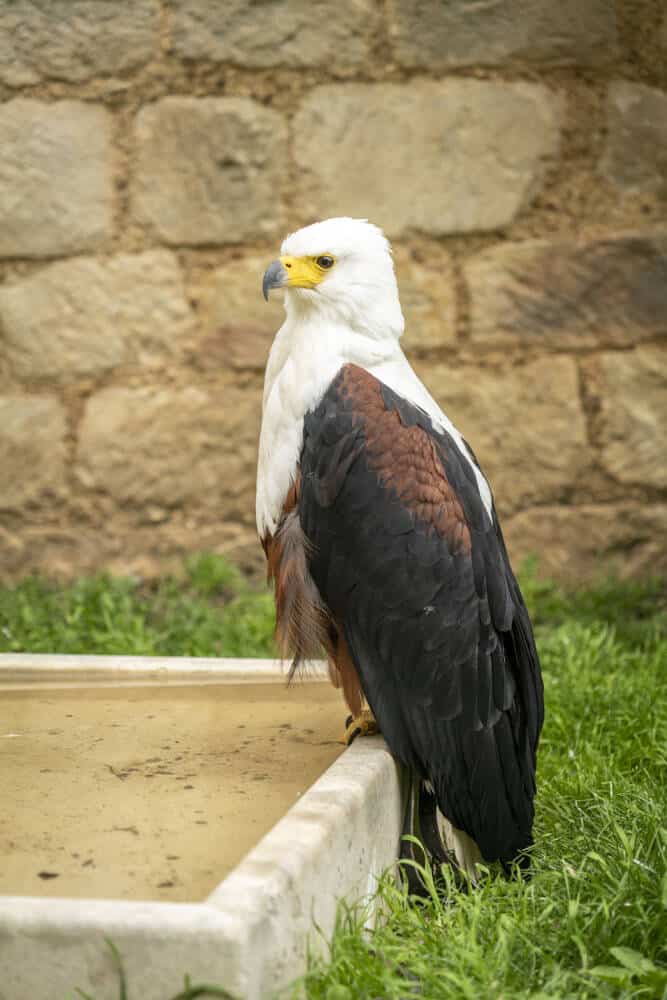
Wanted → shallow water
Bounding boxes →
[1,681,344,902]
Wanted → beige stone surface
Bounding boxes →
[465,232,667,349]
[0,0,159,87]
[505,504,667,584]
[169,0,378,69]
[0,517,263,583]
[599,82,667,194]
[1,682,343,902]
[0,100,113,258]
[0,734,401,1000]
[416,356,590,514]
[393,245,457,352]
[388,0,617,69]
[0,252,195,382]
[76,384,262,518]
[292,82,562,236]
[597,346,667,489]
[0,2,663,585]
[0,397,66,509]
[133,98,288,245]
[194,254,285,372]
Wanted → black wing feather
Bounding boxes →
[299,366,544,863]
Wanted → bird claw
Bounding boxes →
[341,709,379,745]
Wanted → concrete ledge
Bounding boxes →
[0,657,404,1000]
[0,652,329,687]
[207,736,403,998]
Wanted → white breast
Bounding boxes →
[256,318,342,537]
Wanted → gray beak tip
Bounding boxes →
[262,260,288,302]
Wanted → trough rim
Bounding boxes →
[0,652,329,687]
[0,654,403,1000]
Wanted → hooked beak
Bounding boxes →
[262,260,288,301]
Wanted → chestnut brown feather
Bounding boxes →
[339,365,471,553]
[328,627,364,718]
[263,475,366,712]
[263,476,333,682]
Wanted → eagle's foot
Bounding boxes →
[342,709,379,745]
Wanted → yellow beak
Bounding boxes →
[279,255,325,290]
[262,256,328,300]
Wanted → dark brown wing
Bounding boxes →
[298,363,544,864]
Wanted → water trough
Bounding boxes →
[0,655,403,1000]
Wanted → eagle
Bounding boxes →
[257,217,544,883]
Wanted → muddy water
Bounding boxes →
[0,682,344,902]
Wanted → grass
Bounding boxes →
[1,557,665,999]
[0,553,275,659]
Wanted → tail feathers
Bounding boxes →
[439,814,482,881]
[400,773,533,893]
[399,773,473,894]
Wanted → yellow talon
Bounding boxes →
[342,708,379,745]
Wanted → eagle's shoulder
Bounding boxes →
[305,361,486,554]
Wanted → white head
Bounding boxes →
[262,217,404,342]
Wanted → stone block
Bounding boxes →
[599,82,667,194]
[0,100,113,258]
[133,98,288,245]
[597,346,667,489]
[194,254,286,372]
[169,0,378,69]
[0,0,159,87]
[416,356,589,514]
[387,0,617,69]
[0,518,263,583]
[0,252,195,382]
[77,384,262,519]
[393,245,457,352]
[0,397,66,508]
[292,82,562,236]
[504,504,667,583]
[465,232,667,349]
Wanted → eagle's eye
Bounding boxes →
[316,255,335,269]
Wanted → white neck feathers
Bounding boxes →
[256,308,400,537]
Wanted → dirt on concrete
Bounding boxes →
[0,681,344,902]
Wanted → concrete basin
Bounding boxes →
[0,656,403,999]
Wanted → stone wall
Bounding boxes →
[0,0,666,584]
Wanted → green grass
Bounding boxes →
[1,559,665,999]
[0,553,276,659]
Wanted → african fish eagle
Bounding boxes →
[257,217,544,881]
